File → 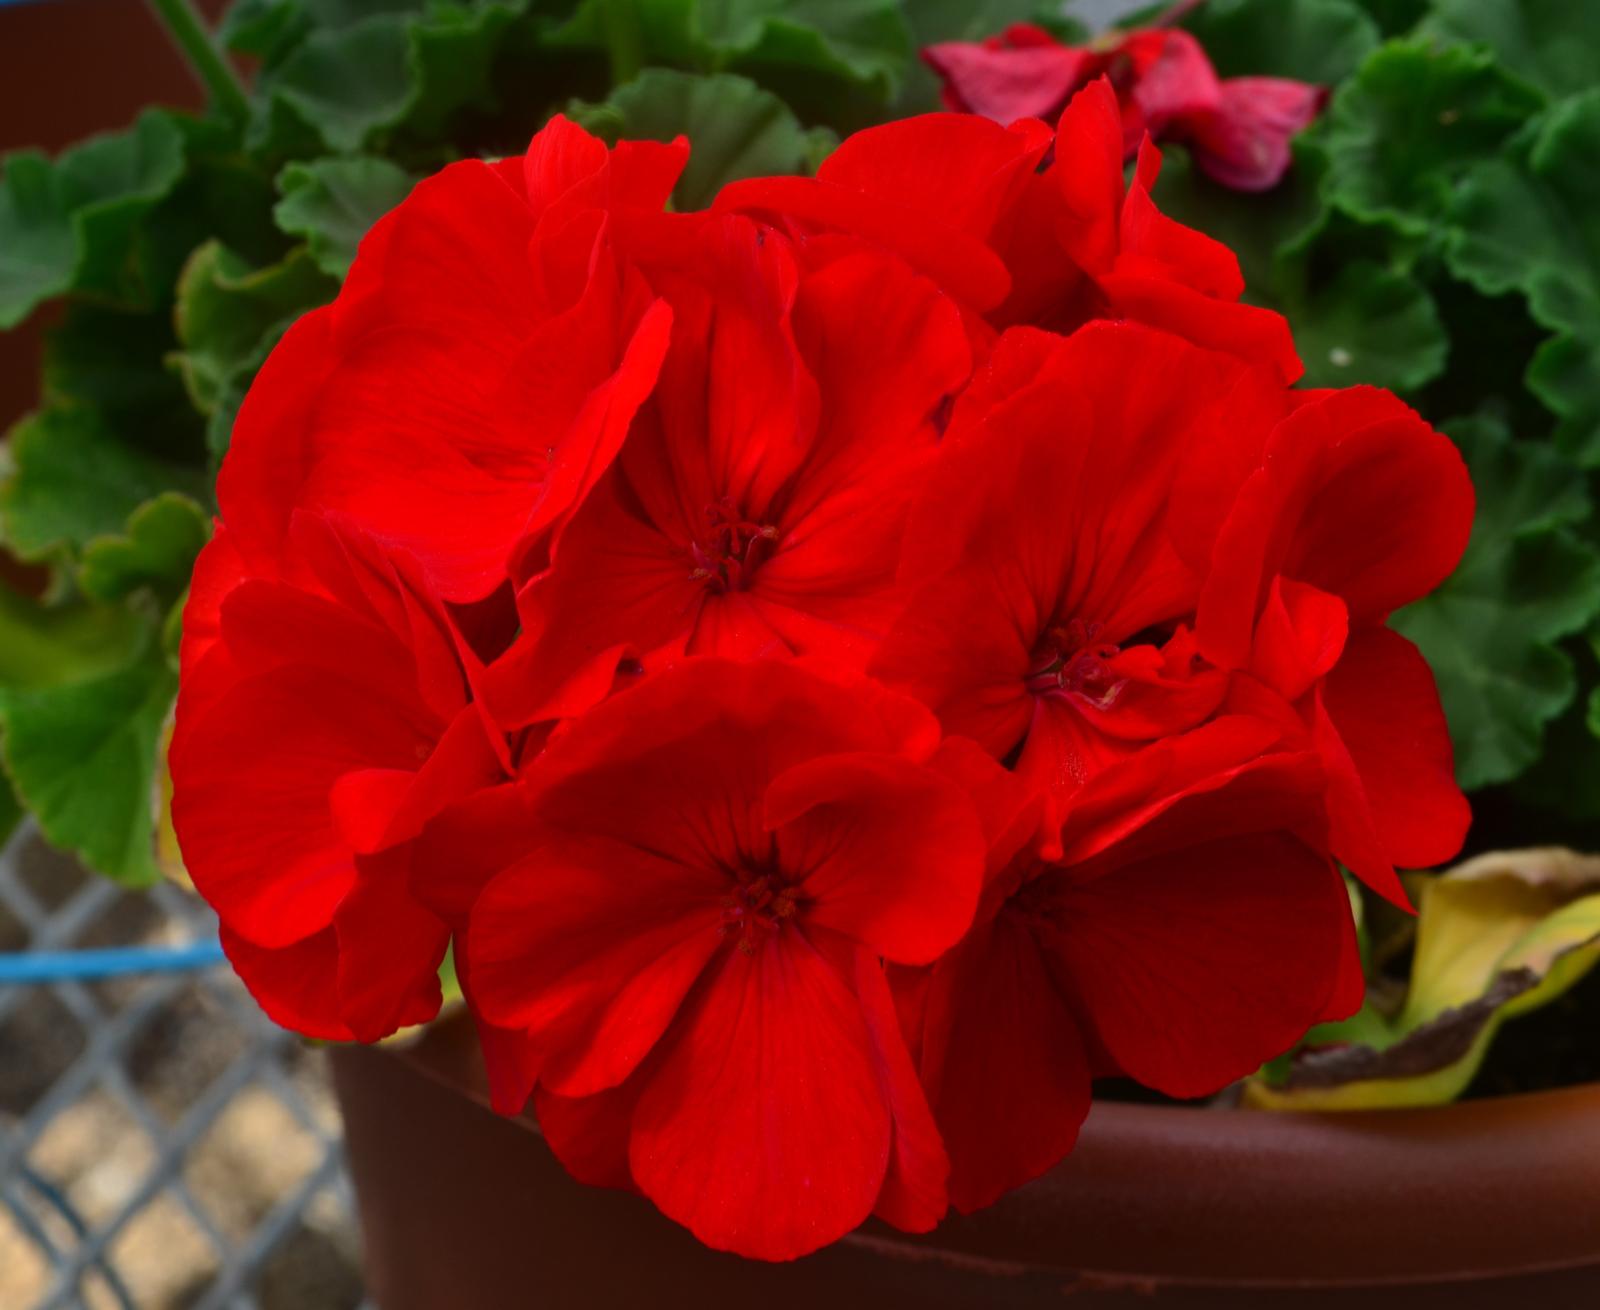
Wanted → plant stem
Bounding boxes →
[598,0,645,87]
[144,0,250,123]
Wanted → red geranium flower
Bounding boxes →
[216,117,679,603]
[455,659,988,1259]
[483,221,970,725]
[166,97,1475,1264]
[171,512,508,1041]
[871,322,1252,810]
[872,321,1472,902]
[924,22,1325,191]
[716,80,1299,379]
[901,729,1358,1211]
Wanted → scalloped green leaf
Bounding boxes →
[170,240,335,418]
[1179,0,1379,85]
[0,611,176,887]
[1290,258,1447,391]
[1322,39,1541,237]
[569,70,832,210]
[0,587,146,689]
[904,0,1053,44]
[1393,415,1600,789]
[41,303,205,461]
[79,494,210,607]
[553,0,913,101]
[1422,0,1600,102]
[1446,92,1600,463]
[248,3,527,155]
[0,109,188,328]
[1150,139,1328,296]
[274,156,416,278]
[0,407,208,564]
[1350,0,1426,37]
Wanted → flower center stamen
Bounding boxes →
[1025,618,1124,707]
[720,870,800,954]
[689,497,778,594]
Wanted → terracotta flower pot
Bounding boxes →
[331,1013,1600,1308]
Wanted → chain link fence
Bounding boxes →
[0,824,370,1310]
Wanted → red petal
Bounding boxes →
[534,1079,642,1190]
[172,662,430,947]
[922,40,1093,125]
[465,833,725,1094]
[1318,625,1468,891]
[1199,387,1474,667]
[628,933,891,1260]
[765,753,984,965]
[1188,77,1325,193]
[332,846,450,1044]
[1046,79,1128,277]
[1058,716,1321,870]
[1047,831,1349,1097]
[219,925,352,1042]
[1249,576,1349,703]
[1122,29,1222,128]
[847,946,949,1233]
[917,913,1091,1212]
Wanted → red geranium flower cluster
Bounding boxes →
[170,81,1471,1261]
[924,17,1325,191]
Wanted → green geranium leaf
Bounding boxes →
[1349,0,1426,37]
[1,407,208,563]
[1152,146,1442,393]
[715,0,913,96]
[1393,415,1600,789]
[1422,0,1600,102]
[1322,39,1541,237]
[1180,0,1379,85]
[0,154,76,330]
[171,240,335,418]
[554,0,913,102]
[1289,258,1447,392]
[0,586,146,689]
[1528,334,1600,466]
[274,156,416,278]
[570,70,831,210]
[250,3,526,155]
[1246,848,1600,1109]
[1446,92,1600,463]
[904,0,1053,44]
[0,109,188,328]
[0,612,176,887]
[1445,95,1600,334]
[79,494,210,607]
[1151,139,1328,297]
[42,303,205,460]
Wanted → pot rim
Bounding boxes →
[375,1011,1600,1287]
